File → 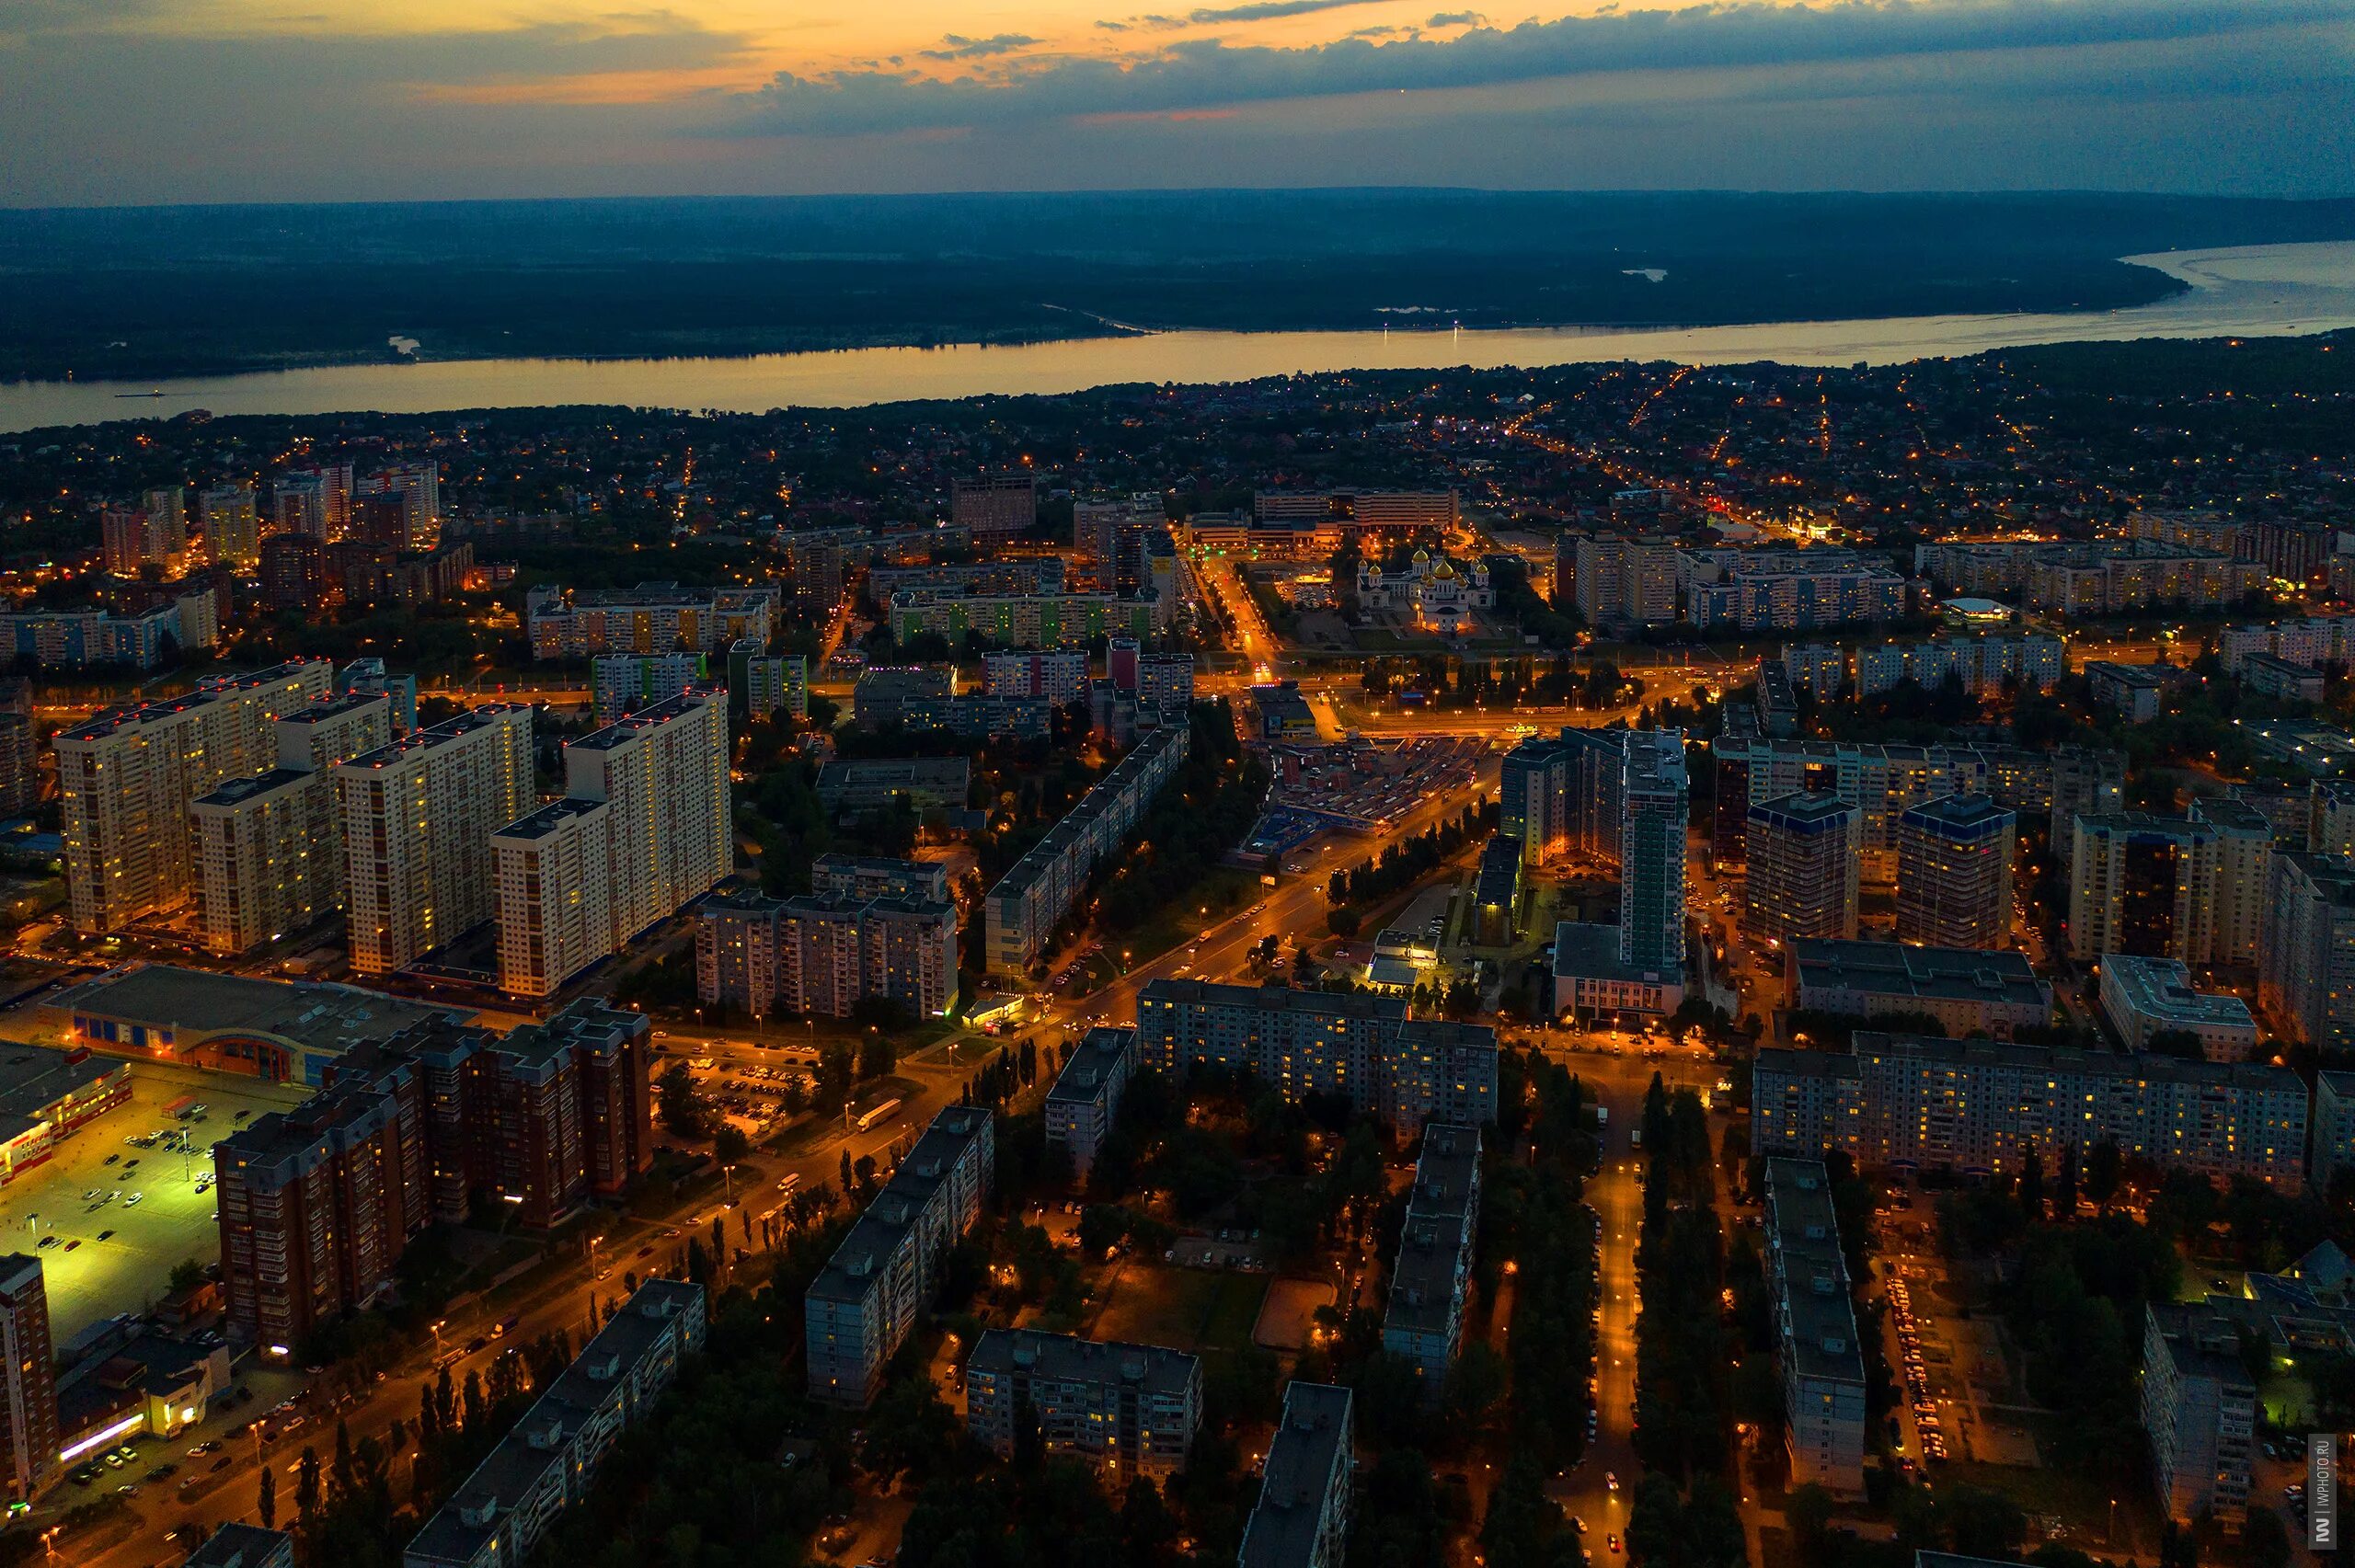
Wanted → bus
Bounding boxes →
[854,1099,902,1134]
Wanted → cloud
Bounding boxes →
[919,33,1041,62]
[733,0,2346,136]
[1427,10,1487,25]
[1187,0,1390,20]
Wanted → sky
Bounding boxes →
[2,0,2351,207]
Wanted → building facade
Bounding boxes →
[2141,1302,2255,1528]
[1763,1160,1867,1495]
[1745,793,1860,946]
[963,1329,1202,1478]
[1894,795,2015,950]
[1044,1025,1136,1181]
[1380,1125,1481,1395]
[1239,1382,1355,1568]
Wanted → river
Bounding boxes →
[3,241,2351,434]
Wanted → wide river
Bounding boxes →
[5,241,2352,434]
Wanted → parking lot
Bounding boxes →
[0,1062,306,1344]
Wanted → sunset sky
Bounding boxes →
[3,0,2350,206]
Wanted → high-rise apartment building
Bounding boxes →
[727,638,806,721]
[986,725,1189,977]
[0,1256,57,1500]
[101,503,180,578]
[1895,795,2015,949]
[2066,812,2268,965]
[405,1280,703,1568]
[493,691,729,999]
[952,474,1038,536]
[258,532,327,612]
[1762,1160,1867,1495]
[1380,1125,1481,1395]
[1619,731,1687,973]
[1239,1382,1355,1568]
[589,653,706,724]
[1572,533,1676,632]
[2258,852,2355,1049]
[1135,980,1498,1136]
[336,704,534,975]
[807,1106,994,1406]
[2188,795,2275,966]
[2142,1303,2255,1528]
[199,483,261,568]
[56,659,334,933]
[963,1329,1202,1477]
[190,694,394,955]
[1752,1032,2308,1185]
[364,464,441,549]
[1745,792,1859,946]
[1044,1025,1135,1180]
[525,583,776,659]
[694,885,958,1022]
[216,1001,652,1349]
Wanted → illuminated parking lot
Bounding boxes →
[0,1061,306,1344]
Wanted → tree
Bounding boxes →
[712,1125,751,1163]
[2084,1139,2123,1211]
[258,1462,276,1529]
[858,1032,897,1082]
[167,1257,207,1295]
[2238,1504,2292,1568]
[657,1059,708,1140]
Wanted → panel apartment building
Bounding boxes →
[404,1280,706,1568]
[2141,1302,2256,1528]
[1135,979,1499,1137]
[806,1106,994,1407]
[963,1328,1202,1478]
[1044,1025,1137,1181]
[1708,730,2124,877]
[1751,1033,2309,1185]
[337,704,534,976]
[1238,1382,1355,1568]
[493,690,730,998]
[694,865,959,1023]
[524,582,775,658]
[985,724,1189,977]
[2067,807,2274,966]
[57,658,335,933]
[190,692,394,955]
[1380,1124,1481,1395]
[1763,1159,1867,1495]
[214,1001,653,1350]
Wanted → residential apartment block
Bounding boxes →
[2067,811,2272,966]
[1745,793,1859,946]
[190,692,394,955]
[216,1001,655,1348]
[985,725,1189,977]
[1786,939,2051,1040]
[963,1329,1202,1478]
[693,884,959,1022]
[1707,732,2123,877]
[0,1255,57,1500]
[1895,795,2015,950]
[806,1106,994,1407]
[1763,1159,1867,1495]
[337,704,534,976]
[1751,1033,2308,1185]
[493,691,730,998]
[1135,980,1498,1137]
[57,658,335,933]
[525,582,775,659]
[1044,1025,1137,1181]
[1682,548,1907,633]
[2141,1302,2255,1528]
[1380,1124,1481,1394]
[589,652,706,723]
[1239,1382,1355,1568]
[404,1280,706,1568]
[2257,851,2355,1049]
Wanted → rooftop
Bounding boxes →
[1046,1026,1135,1107]
[1763,1158,1867,1388]
[808,1106,994,1306]
[190,767,315,809]
[1898,793,2015,835]
[180,1525,293,1568]
[52,964,460,1056]
[2099,954,2257,1036]
[0,1040,124,1145]
[967,1328,1200,1398]
[1791,938,2051,1012]
[1760,1032,2305,1095]
[337,704,527,772]
[492,797,606,841]
[1240,1383,1355,1568]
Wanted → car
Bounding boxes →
[1609,1537,1621,1554]
[105,1452,126,1468]
[466,1336,488,1354]
[1605,1472,1618,1491]
[116,1482,140,1496]
[124,1158,139,1167]
[145,1462,178,1481]
[103,1154,119,1165]
[1572,1518,1589,1535]
[211,1456,232,1472]
[124,1192,142,1206]
[63,1240,78,1252]
[98,1230,113,1241]
[35,1236,57,1250]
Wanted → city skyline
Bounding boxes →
[3,0,2351,205]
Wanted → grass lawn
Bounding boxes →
[1092,1263,1269,1354]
